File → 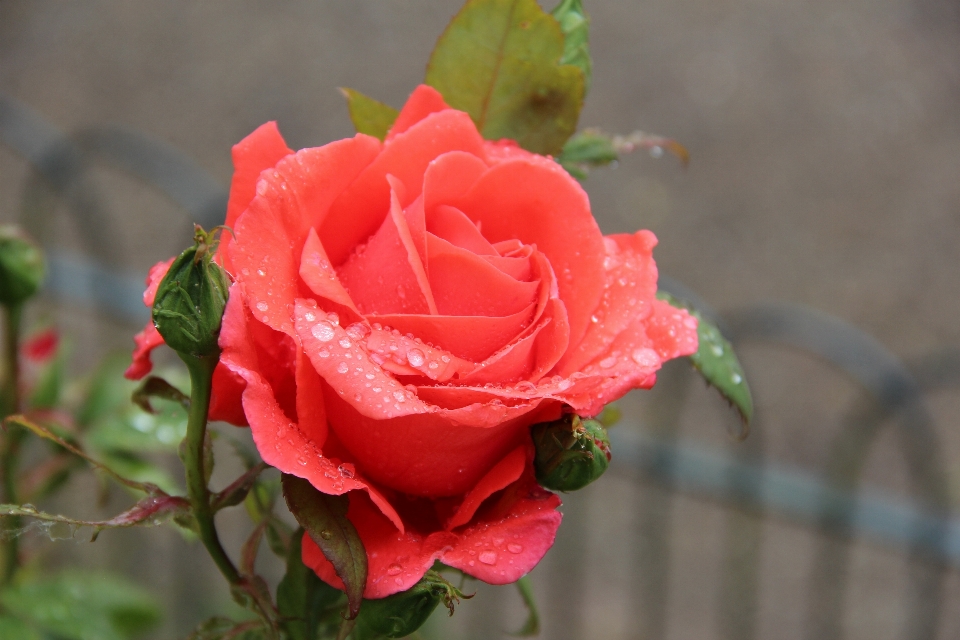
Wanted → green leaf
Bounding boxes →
[277,528,344,640]
[656,292,753,432]
[426,0,585,155]
[0,614,41,640]
[340,88,399,141]
[512,575,540,636]
[187,616,266,640]
[281,474,367,619]
[551,0,591,93]
[212,463,268,512]
[0,571,160,640]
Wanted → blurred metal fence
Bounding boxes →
[2,93,958,639]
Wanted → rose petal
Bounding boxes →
[445,445,527,530]
[450,156,605,355]
[369,304,535,363]
[426,234,538,318]
[224,122,293,231]
[299,227,363,323]
[426,205,497,256]
[386,84,452,141]
[441,473,562,585]
[323,111,486,265]
[337,183,436,315]
[221,288,403,529]
[124,257,175,380]
[230,137,381,336]
[558,231,660,375]
[208,363,248,426]
[422,151,489,217]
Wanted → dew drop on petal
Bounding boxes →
[441,355,451,363]
[386,563,402,576]
[407,348,425,367]
[631,348,659,367]
[393,391,406,403]
[318,349,330,358]
[304,311,316,322]
[479,550,498,565]
[327,312,340,325]
[256,301,268,312]
[507,543,523,554]
[338,464,355,479]
[337,362,349,374]
[339,337,352,349]
[312,321,335,342]
[428,361,439,370]
[599,356,617,369]
[557,379,572,391]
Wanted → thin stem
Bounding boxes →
[1,303,24,586]
[182,353,241,586]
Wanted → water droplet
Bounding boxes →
[507,543,523,554]
[631,348,659,367]
[304,311,316,322]
[649,145,664,158]
[407,348,425,367]
[257,269,266,277]
[393,391,406,403]
[365,373,376,380]
[557,379,572,391]
[312,321,335,342]
[731,373,742,384]
[320,530,333,540]
[318,349,330,358]
[591,314,600,323]
[327,312,340,325]
[256,301,268,312]
[711,344,724,356]
[339,337,352,348]
[599,356,617,369]
[354,393,362,401]
[337,362,349,374]
[428,361,439,370]
[441,355,451,363]
[515,381,536,393]
[338,464,355,479]
[386,563,402,576]
[479,550,498,565]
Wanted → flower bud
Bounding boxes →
[351,570,468,639]
[0,226,45,307]
[531,414,611,492]
[152,226,230,358]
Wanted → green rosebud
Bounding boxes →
[531,414,611,492]
[152,226,230,358]
[0,226,45,307]
[351,570,469,639]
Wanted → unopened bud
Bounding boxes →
[531,414,611,492]
[352,570,469,639]
[0,226,45,307]
[152,226,230,358]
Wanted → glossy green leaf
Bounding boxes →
[512,575,540,636]
[0,614,41,640]
[551,0,591,93]
[657,292,753,432]
[281,474,366,619]
[340,88,399,141]
[277,528,344,640]
[426,0,585,155]
[0,571,160,640]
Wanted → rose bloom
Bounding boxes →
[128,85,698,598]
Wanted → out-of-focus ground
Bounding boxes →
[1,0,959,638]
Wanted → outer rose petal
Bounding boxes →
[224,122,293,230]
[124,257,175,380]
[303,462,561,598]
[386,84,451,141]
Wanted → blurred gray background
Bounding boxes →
[2,0,960,638]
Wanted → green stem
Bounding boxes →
[182,353,241,586]
[1,303,23,586]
